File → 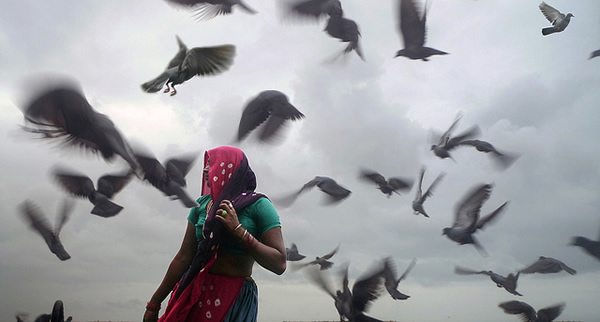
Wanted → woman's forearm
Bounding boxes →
[236,227,286,275]
[149,254,193,305]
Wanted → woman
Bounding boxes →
[143,146,286,322]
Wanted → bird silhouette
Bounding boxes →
[236,90,305,143]
[19,200,73,261]
[539,2,573,36]
[412,167,444,218]
[455,266,522,296]
[570,221,600,261]
[456,139,518,169]
[276,176,351,207]
[382,257,415,300]
[164,0,256,21]
[499,300,565,322]
[324,14,364,61]
[15,300,71,322]
[359,169,412,197]
[519,256,576,275]
[141,36,235,96]
[286,243,306,261]
[395,0,448,61]
[285,0,342,20]
[590,49,600,60]
[301,244,340,270]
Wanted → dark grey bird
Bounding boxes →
[457,139,518,169]
[286,243,306,261]
[589,49,600,60]
[285,0,342,20]
[499,300,565,322]
[21,84,140,173]
[412,167,444,218]
[134,152,199,208]
[19,200,73,261]
[519,256,576,275]
[395,0,448,61]
[276,176,352,207]
[301,244,340,270]
[382,257,415,300]
[539,2,573,36]
[570,223,600,261]
[164,0,256,21]
[455,266,522,296]
[236,90,305,143]
[54,167,133,218]
[431,123,482,160]
[442,184,508,256]
[142,36,235,96]
[360,169,412,197]
[324,14,365,61]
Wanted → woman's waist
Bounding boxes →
[207,251,254,277]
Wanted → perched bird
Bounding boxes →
[499,300,565,322]
[457,139,518,169]
[19,200,73,261]
[285,0,342,20]
[455,266,522,296]
[395,0,448,61]
[286,243,306,261]
[539,2,573,36]
[382,257,416,300]
[276,176,351,207]
[301,244,340,270]
[54,167,133,218]
[21,83,139,172]
[164,0,256,21]
[412,167,444,218]
[570,223,600,261]
[324,14,365,60]
[589,49,600,60]
[134,152,199,208]
[236,90,305,143]
[519,256,576,275]
[142,36,235,96]
[442,184,508,256]
[360,169,412,197]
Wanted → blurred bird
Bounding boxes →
[360,169,412,197]
[431,126,482,160]
[276,176,351,207]
[442,184,508,256]
[412,167,444,218]
[499,300,565,322]
[395,0,448,61]
[21,84,140,172]
[142,36,235,95]
[570,222,600,261]
[19,199,73,261]
[539,2,573,36]
[236,90,305,143]
[285,0,342,20]
[519,256,576,275]
[455,266,522,296]
[301,244,340,270]
[589,49,600,60]
[54,167,133,218]
[164,0,256,21]
[134,152,199,208]
[456,139,518,169]
[382,257,415,300]
[324,14,365,61]
[286,243,306,261]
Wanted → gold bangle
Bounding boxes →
[233,223,243,232]
[240,229,248,242]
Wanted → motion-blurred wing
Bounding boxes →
[165,154,197,187]
[476,201,508,230]
[537,303,565,322]
[135,154,167,189]
[453,184,492,231]
[97,171,134,199]
[499,300,537,321]
[352,264,385,313]
[359,169,387,186]
[399,0,425,48]
[180,45,236,80]
[54,171,96,199]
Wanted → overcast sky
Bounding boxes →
[2,0,600,321]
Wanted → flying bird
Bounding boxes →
[442,184,508,256]
[286,243,306,261]
[457,139,518,169]
[395,0,448,61]
[455,266,522,296]
[590,49,600,60]
[301,244,340,270]
[19,199,74,261]
[360,169,412,197]
[412,167,444,218]
[164,0,256,21]
[142,36,235,96]
[499,300,565,322]
[324,14,365,61]
[570,220,600,261]
[539,2,573,36]
[382,257,415,300]
[53,167,133,218]
[21,83,140,172]
[236,90,305,143]
[285,0,342,20]
[276,176,351,207]
[431,125,482,160]
[519,256,576,275]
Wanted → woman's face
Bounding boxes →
[203,158,210,186]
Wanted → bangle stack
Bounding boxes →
[146,301,161,312]
[239,229,259,250]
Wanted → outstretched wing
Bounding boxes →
[360,169,387,186]
[399,0,425,48]
[180,45,236,80]
[539,2,564,25]
[453,184,492,231]
[476,201,508,230]
[53,170,96,199]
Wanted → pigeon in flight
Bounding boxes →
[360,169,412,197]
[142,36,235,96]
[519,256,576,275]
[164,0,256,21]
[395,0,448,61]
[19,199,74,261]
[431,126,482,160]
[412,167,444,218]
[382,257,416,300]
[539,2,573,36]
[324,14,365,61]
[285,0,342,20]
[442,184,508,256]
[236,90,305,143]
[499,300,565,322]
[457,139,518,169]
[301,244,340,270]
[286,243,306,261]
[455,266,522,296]
[53,167,133,218]
[21,83,140,173]
[590,49,600,60]
[276,176,351,207]
[570,220,600,261]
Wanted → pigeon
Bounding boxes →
[134,152,199,208]
[499,300,565,322]
[359,169,412,197]
[382,257,416,300]
[455,266,522,296]
[519,256,576,275]
[412,167,444,218]
[276,176,351,207]
[236,90,305,143]
[21,84,140,172]
[442,184,508,256]
[142,36,235,96]
[324,14,365,61]
[590,49,600,60]
[285,0,342,20]
[431,126,482,160]
[301,244,340,270]
[53,167,133,218]
[539,2,573,36]
[164,0,256,21]
[570,223,600,261]
[456,139,518,169]
[19,200,73,261]
[286,243,306,261]
[395,0,448,61]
